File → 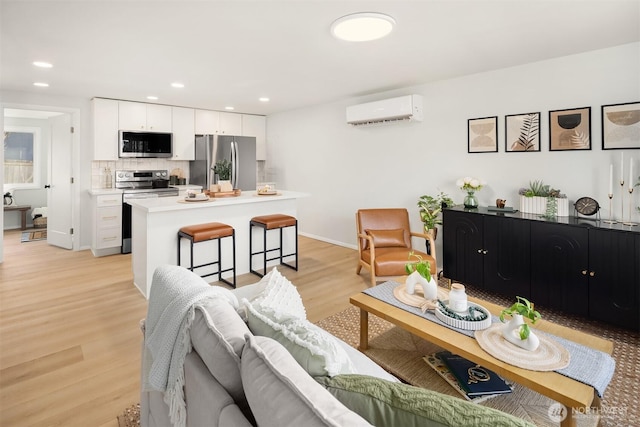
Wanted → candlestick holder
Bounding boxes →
[603,193,616,224]
[622,187,637,226]
[620,180,625,222]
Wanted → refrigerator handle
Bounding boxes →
[231,141,238,189]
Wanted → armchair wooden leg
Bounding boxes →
[370,271,376,287]
[356,264,362,274]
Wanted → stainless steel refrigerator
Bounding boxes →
[190,135,257,191]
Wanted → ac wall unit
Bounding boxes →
[346,94,423,126]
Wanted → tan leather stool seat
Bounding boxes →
[179,222,234,243]
[250,214,297,230]
[249,214,298,277]
[178,221,236,287]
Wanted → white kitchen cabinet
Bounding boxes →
[195,109,219,134]
[92,98,119,160]
[195,109,242,135]
[242,114,267,160]
[119,101,172,132]
[171,107,195,160]
[219,112,242,135]
[90,191,122,256]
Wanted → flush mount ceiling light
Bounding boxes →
[33,82,49,87]
[33,61,53,68]
[171,82,185,88]
[146,96,158,100]
[331,12,395,42]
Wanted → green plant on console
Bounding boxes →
[214,159,232,180]
[499,296,541,340]
[518,180,565,198]
[417,192,454,231]
[404,251,431,282]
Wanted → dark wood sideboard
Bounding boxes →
[442,206,640,330]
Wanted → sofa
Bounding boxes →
[140,265,534,427]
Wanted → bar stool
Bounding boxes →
[250,214,298,277]
[178,222,236,288]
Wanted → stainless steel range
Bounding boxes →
[116,170,179,253]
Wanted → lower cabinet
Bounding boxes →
[91,193,122,256]
[443,207,639,330]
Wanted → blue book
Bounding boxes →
[438,351,513,397]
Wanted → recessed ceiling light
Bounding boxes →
[259,97,270,102]
[147,96,159,100]
[33,82,49,87]
[171,82,185,88]
[331,12,395,42]
[225,106,235,110]
[33,61,53,68]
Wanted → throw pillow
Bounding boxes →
[365,229,407,248]
[315,375,535,427]
[240,334,373,427]
[246,266,307,322]
[246,303,355,377]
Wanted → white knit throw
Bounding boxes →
[142,265,238,427]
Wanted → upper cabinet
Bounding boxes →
[172,107,195,161]
[119,101,172,132]
[195,110,242,135]
[242,114,266,160]
[92,98,119,161]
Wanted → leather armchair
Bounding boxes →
[355,208,436,287]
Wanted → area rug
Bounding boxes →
[21,230,46,242]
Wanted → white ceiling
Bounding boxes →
[1,0,639,116]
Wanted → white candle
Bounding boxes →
[630,159,634,191]
[609,164,613,194]
[620,152,624,182]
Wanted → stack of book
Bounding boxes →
[423,351,513,403]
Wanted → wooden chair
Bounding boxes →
[355,208,436,287]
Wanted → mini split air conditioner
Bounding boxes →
[346,94,423,126]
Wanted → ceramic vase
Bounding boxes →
[502,314,540,351]
[218,180,233,192]
[405,271,437,299]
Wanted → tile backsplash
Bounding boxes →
[91,159,190,189]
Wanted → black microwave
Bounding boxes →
[119,131,173,158]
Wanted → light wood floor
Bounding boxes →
[0,229,370,427]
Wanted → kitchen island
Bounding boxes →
[128,190,309,298]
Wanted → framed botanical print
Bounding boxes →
[468,116,498,153]
[549,107,591,151]
[602,101,640,149]
[505,112,540,152]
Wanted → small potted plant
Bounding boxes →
[404,251,437,300]
[518,180,568,216]
[214,159,233,191]
[456,177,484,209]
[417,192,454,240]
[499,296,542,351]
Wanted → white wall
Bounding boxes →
[266,43,640,260]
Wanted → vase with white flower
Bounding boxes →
[456,177,484,209]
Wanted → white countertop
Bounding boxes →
[88,188,123,196]
[127,190,309,213]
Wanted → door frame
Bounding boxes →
[1,103,81,256]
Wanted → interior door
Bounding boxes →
[47,114,73,249]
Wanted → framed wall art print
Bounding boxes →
[602,101,640,150]
[549,107,591,151]
[505,112,540,152]
[468,116,498,153]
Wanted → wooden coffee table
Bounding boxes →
[350,288,614,427]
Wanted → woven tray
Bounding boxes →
[434,301,492,331]
[393,283,449,312]
[475,323,570,371]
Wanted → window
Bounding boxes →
[4,126,41,191]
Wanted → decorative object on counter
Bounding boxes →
[505,112,540,152]
[467,116,498,153]
[214,159,234,192]
[622,157,637,226]
[499,296,541,351]
[636,173,640,214]
[210,189,242,198]
[434,299,491,331]
[456,177,484,209]
[404,251,437,299]
[170,168,184,186]
[447,283,468,313]
[417,192,454,242]
[3,191,14,206]
[495,199,506,209]
[257,184,277,195]
[574,196,601,220]
[185,190,208,201]
[104,167,112,188]
[518,180,568,216]
[549,106,591,151]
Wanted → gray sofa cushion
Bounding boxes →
[241,334,373,427]
[190,298,251,405]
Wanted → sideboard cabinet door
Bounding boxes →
[442,210,484,288]
[530,222,588,316]
[588,229,639,328]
